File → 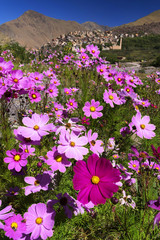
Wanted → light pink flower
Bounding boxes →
[17,113,55,141]
[131,112,156,139]
[58,130,88,160]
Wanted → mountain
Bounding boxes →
[0,10,85,49]
[123,9,160,26]
[81,21,110,31]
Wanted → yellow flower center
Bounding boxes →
[0,67,3,71]
[126,88,130,92]
[91,140,96,146]
[109,95,114,100]
[90,106,96,112]
[82,56,86,59]
[65,123,71,128]
[35,217,43,224]
[54,81,57,84]
[118,78,121,81]
[13,78,18,83]
[135,105,139,110]
[100,69,103,72]
[66,91,69,94]
[25,149,29,153]
[49,89,53,93]
[55,155,62,162]
[91,176,100,184]
[14,154,21,161]
[35,77,39,80]
[11,222,18,230]
[32,94,37,99]
[33,125,39,130]
[70,102,73,106]
[55,107,58,111]
[70,141,75,147]
[34,180,40,186]
[2,83,5,86]
[142,102,145,105]
[140,124,145,129]
[92,50,95,53]
[132,164,136,167]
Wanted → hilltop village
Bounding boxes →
[41,30,148,52]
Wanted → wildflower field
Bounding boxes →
[0,44,160,240]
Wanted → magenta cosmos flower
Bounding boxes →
[24,203,55,240]
[4,149,28,172]
[28,91,41,103]
[82,99,103,119]
[73,154,121,205]
[17,113,55,141]
[58,130,88,160]
[4,213,26,240]
[131,112,156,139]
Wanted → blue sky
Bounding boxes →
[0,0,160,27]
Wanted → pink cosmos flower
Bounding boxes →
[17,113,55,141]
[4,149,28,172]
[131,112,156,139]
[66,98,78,110]
[4,214,26,240]
[128,160,140,173]
[24,173,51,196]
[29,72,44,83]
[73,154,121,205]
[86,44,100,58]
[103,89,121,108]
[81,116,90,125]
[46,84,58,97]
[45,146,72,173]
[20,144,35,157]
[83,99,103,119]
[28,91,41,103]
[96,64,107,75]
[51,78,60,86]
[58,130,88,160]
[87,129,104,156]
[24,203,55,240]
[0,200,13,230]
[64,88,72,96]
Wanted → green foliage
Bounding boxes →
[0,41,34,63]
[100,34,160,63]
[152,55,160,67]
